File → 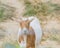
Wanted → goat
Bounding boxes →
[18,19,35,48]
[17,17,42,48]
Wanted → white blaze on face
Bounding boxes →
[22,27,28,35]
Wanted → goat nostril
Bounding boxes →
[25,30,26,32]
[24,30,27,34]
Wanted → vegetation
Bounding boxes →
[23,0,60,16]
[49,34,60,43]
[0,0,60,48]
[0,2,16,22]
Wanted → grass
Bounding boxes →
[0,2,15,22]
[2,41,20,48]
[23,0,60,16]
[49,34,60,43]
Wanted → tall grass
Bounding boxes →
[0,2,15,22]
[23,0,60,16]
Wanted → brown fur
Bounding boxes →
[19,35,24,43]
[26,27,35,48]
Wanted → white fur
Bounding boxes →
[28,16,42,48]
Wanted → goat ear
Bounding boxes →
[26,18,34,23]
[11,17,23,22]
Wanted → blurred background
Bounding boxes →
[0,0,60,48]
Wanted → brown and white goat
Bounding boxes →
[11,17,42,48]
[18,19,36,48]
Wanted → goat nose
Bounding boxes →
[24,30,27,34]
[24,30,26,33]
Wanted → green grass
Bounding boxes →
[23,0,60,16]
[2,42,20,48]
[0,2,15,22]
[49,34,60,43]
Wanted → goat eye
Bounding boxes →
[20,23,22,26]
[20,23,21,25]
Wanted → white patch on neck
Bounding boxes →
[19,35,27,48]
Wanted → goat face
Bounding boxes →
[20,19,33,35]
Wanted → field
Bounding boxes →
[0,0,60,48]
